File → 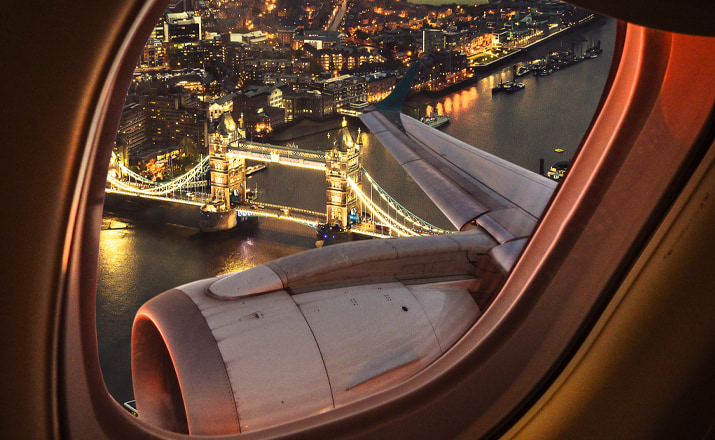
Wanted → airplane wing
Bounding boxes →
[359,62,557,243]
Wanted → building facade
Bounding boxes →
[314,75,366,110]
[117,102,149,154]
[145,91,208,154]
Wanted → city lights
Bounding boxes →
[116,0,598,208]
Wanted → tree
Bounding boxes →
[309,62,324,75]
[354,29,369,41]
[179,137,199,163]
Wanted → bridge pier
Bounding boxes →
[199,204,238,232]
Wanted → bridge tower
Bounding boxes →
[208,112,247,209]
[325,120,362,229]
[201,112,246,232]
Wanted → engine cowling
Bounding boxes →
[131,232,510,435]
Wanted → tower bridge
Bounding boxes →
[228,140,326,170]
[107,113,451,239]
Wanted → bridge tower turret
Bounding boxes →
[201,112,245,232]
[325,120,362,229]
[207,113,247,208]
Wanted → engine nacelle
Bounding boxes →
[131,231,511,435]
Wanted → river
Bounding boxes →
[97,17,616,404]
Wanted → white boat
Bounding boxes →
[420,113,451,128]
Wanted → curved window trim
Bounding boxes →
[52,2,715,439]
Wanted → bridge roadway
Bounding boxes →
[107,188,398,238]
[105,187,332,229]
[237,203,393,238]
[228,140,326,170]
[105,187,210,206]
[237,202,326,227]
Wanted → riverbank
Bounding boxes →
[418,13,605,101]
[254,14,609,142]
[473,13,603,72]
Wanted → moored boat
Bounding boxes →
[547,160,569,181]
[420,113,451,128]
[505,82,525,93]
[492,80,515,93]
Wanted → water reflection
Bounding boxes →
[444,96,453,114]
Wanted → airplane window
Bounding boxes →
[97,2,617,436]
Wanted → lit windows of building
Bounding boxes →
[209,94,234,120]
[314,75,367,110]
[164,11,202,43]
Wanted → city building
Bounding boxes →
[422,29,445,53]
[314,74,366,110]
[206,112,245,216]
[222,41,249,73]
[208,94,235,120]
[140,38,165,68]
[246,58,293,73]
[145,90,208,155]
[252,106,286,134]
[232,83,286,118]
[414,50,469,91]
[293,30,346,50]
[282,89,335,121]
[363,71,396,103]
[276,25,300,46]
[229,31,268,45]
[117,102,149,154]
[325,132,361,229]
[166,41,208,69]
[164,11,202,42]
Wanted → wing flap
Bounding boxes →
[360,108,556,242]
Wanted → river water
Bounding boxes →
[97,17,616,404]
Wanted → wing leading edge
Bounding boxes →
[359,64,556,243]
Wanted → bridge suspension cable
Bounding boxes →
[107,155,210,196]
[348,167,451,236]
[110,152,154,183]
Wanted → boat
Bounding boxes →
[492,80,515,94]
[515,64,534,76]
[505,82,525,93]
[493,79,525,94]
[585,40,604,58]
[123,400,138,417]
[547,160,569,181]
[555,148,565,153]
[536,67,554,76]
[420,113,451,128]
[315,223,351,247]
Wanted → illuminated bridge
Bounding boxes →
[106,119,451,238]
[228,140,326,170]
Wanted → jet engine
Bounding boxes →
[131,231,511,435]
